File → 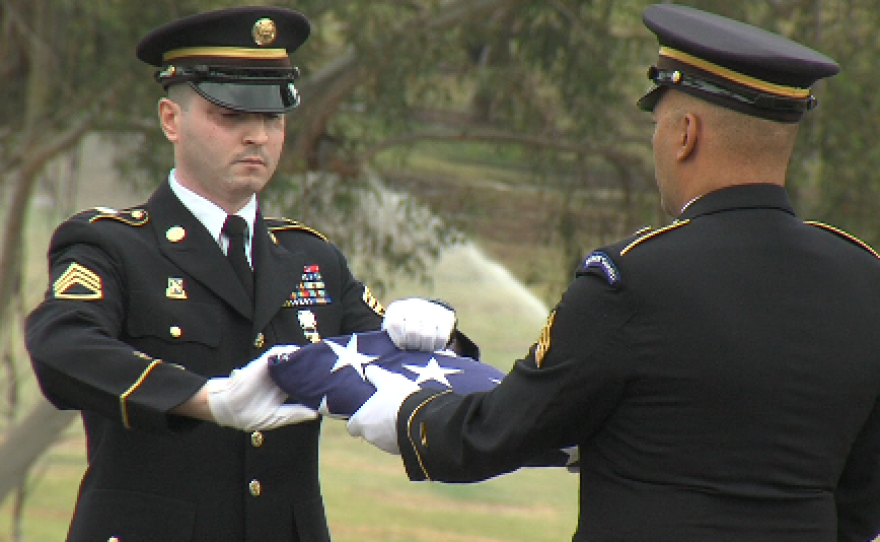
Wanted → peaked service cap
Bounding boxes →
[137,6,310,114]
[637,4,839,122]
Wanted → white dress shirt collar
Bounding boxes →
[168,170,257,261]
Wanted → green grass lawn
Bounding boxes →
[321,422,578,541]
[0,420,578,541]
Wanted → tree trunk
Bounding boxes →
[0,400,76,504]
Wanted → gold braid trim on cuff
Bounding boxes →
[405,390,453,481]
[119,360,163,429]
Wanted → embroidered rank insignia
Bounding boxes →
[166,278,187,300]
[580,251,620,285]
[534,310,556,368]
[298,310,321,343]
[53,263,103,300]
[362,285,385,316]
[285,265,332,307]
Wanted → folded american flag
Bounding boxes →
[267,330,579,469]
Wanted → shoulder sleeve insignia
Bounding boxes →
[362,285,385,316]
[577,251,620,285]
[267,217,329,242]
[53,262,103,300]
[805,221,880,259]
[620,219,690,256]
[88,207,149,226]
[534,310,556,368]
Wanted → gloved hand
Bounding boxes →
[382,297,457,352]
[207,345,319,431]
[347,365,421,454]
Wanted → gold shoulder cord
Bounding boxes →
[620,220,690,256]
[804,221,880,259]
[267,218,330,242]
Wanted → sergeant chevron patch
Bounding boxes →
[534,310,556,368]
[53,263,103,300]
[362,285,385,316]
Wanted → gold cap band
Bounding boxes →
[163,46,289,62]
[659,46,811,99]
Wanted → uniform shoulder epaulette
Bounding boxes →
[805,221,880,259]
[620,219,690,256]
[86,206,150,227]
[266,217,329,242]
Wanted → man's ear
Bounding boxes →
[158,97,181,143]
[677,112,698,161]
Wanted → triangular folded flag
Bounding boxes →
[268,330,578,469]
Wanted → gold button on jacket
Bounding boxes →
[249,479,262,497]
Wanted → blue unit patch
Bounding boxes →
[580,251,620,285]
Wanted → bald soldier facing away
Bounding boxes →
[302,5,880,541]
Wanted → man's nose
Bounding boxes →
[243,116,271,144]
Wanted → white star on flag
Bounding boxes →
[403,357,463,387]
[326,334,378,379]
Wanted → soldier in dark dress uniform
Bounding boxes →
[25,6,462,541]
[340,5,880,541]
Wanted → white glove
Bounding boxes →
[207,345,318,431]
[382,298,456,352]
[347,365,421,454]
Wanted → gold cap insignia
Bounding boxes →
[253,18,278,46]
[53,263,103,300]
[166,226,186,243]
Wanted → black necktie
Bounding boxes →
[222,215,254,300]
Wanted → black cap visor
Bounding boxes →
[191,80,300,113]
[637,66,815,122]
[637,84,665,112]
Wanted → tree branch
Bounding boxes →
[0,400,75,505]
[356,128,644,168]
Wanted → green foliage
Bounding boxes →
[5,0,880,249]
